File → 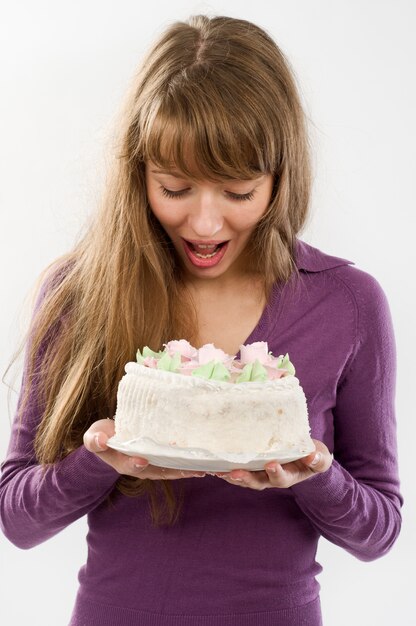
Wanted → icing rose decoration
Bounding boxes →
[135,340,296,382]
[140,356,159,368]
[197,343,231,365]
[239,341,271,365]
[263,367,287,380]
[163,339,198,360]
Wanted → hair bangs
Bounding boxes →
[138,85,273,182]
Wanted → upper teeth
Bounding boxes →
[194,243,218,249]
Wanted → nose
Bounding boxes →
[187,192,224,238]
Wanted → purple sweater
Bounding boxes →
[0,239,403,626]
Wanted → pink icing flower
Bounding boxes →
[230,361,245,372]
[197,343,233,366]
[141,356,159,368]
[239,341,273,365]
[264,366,287,380]
[178,360,199,374]
[164,339,198,360]
[138,340,294,381]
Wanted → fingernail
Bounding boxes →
[266,465,277,473]
[134,464,147,472]
[94,435,104,450]
[310,453,321,466]
[132,458,148,470]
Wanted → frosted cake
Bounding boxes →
[108,341,314,463]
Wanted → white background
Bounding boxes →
[1,1,414,624]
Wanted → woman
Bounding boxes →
[0,14,402,626]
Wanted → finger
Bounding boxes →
[83,430,111,453]
[154,465,205,479]
[127,457,150,475]
[83,418,115,452]
[126,459,205,480]
[299,451,332,473]
[86,418,116,437]
[298,439,332,473]
[264,462,297,488]
[178,469,206,478]
[218,470,269,490]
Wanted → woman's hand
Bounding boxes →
[83,418,206,480]
[214,439,332,491]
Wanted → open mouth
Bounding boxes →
[185,240,228,258]
[182,239,230,267]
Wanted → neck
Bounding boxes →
[185,270,265,298]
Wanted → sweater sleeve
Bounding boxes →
[0,288,120,550]
[290,270,403,562]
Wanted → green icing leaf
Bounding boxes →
[212,361,231,382]
[143,346,163,358]
[192,361,215,378]
[236,359,267,383]
[135,345,296,381]
[236,363,253,383]
[156,351,181,372]
[276,353,295,375]
[192,360,231,382]
[251,359,268,381]
[172,352,182,371]
[285,361,295,376]
[136,349,145,364]
[136,346,164,363]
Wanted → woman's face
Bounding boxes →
[145,160,274,284]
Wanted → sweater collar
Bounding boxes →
[294,238,354,272]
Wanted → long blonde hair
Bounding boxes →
[6,14,311,526]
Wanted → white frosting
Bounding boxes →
[113,361,313,456]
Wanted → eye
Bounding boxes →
[160,187,255,202]
[160,187,189,199]
[226,191,255,202]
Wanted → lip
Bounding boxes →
[183,238,229,245]
[182,239,229,268]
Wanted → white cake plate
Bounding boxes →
[106,435,315,472]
